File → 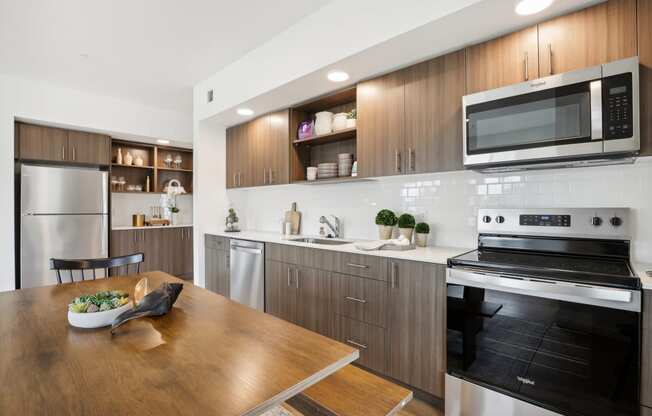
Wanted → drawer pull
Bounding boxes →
[344,296,367,304]
[347,263,369,269]
[346,339,368,349]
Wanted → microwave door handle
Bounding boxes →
[590,80,603,141]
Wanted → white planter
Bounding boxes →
[346,118,357,129]
[399,228,414,241]
[171,213,179,225]
[332,113,348,131]
[377,225,393,240]
[68,302,133,329]
[415,233,429,247]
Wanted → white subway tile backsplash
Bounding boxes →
[226,157,652,263]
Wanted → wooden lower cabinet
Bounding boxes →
[205,235,229,297]
[387,259,447,398]
[642,290,652,408]
[110,227,193,279]
[333,272,387,328]
[643,406,652,416]
[265,260,297,323]
[335,315,387,374]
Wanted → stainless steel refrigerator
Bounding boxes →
[20,165,109,288]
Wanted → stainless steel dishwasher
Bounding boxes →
[229,239,265,311]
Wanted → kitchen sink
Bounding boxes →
[289,237,352,245]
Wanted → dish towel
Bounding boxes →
[355,235,412,251]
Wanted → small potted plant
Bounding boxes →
[414,222,430,247]
[375,209,397,240]
[398,213,416,241]
[346,109,357,129]
[225,208,240,232]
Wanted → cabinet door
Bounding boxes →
[387,260,446,398]
[296,267,332,337]
[67,131,111,165]
[465,26,539,94]
[266,110,290,185]
[183,227,193,277]
[357,71,405,178]
[226,124,251,188]
[264,261,297,323]
[538,0,636,76]
[642,290,652,408]
[226,126,239,188]
[142,228,165,273]
[110,230,136,275]
[404,50,466,174]
[16,123,68,162]
[250,115,270,187]
[639,0,652,156]
[205,247,229,296]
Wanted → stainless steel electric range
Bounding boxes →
[446,208,641,416]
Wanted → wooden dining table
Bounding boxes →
[0,271,359,415]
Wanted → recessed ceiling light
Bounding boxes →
[515,0,554,15]
[327,70,349,82]
[237,108,254,116]
[157,139,170,144]
[80,53,89,59]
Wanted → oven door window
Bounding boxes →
[447,285,639,416]
[466,82,593,155]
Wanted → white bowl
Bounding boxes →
[68,301,133,329]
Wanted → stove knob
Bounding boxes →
[482,215,492,223]
[591,216,603,226]
[495,216,505,224]
[610,216,623,227]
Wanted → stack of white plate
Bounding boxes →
[338,153,353,177]
[318,162,338,179]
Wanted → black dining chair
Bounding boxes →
[49,253,145,284]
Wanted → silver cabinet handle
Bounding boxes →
[344,296,367,304]
[394,149,401,172]
[72,146,76,161]
[62,146,66,160]
[287,267,292,287]
[408,147,415,171]
[347,262,369,269]
[233,174,237,187]
[390,261,399,288]
[524,51,529,81]
[346,339,368,349]
[263,169,268,185]
[269,168,273,184]
[295,268,299,289]
[547,43,553,75]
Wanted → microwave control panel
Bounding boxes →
[603,73,633,140]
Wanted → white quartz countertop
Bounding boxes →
[207,230,471,266]
[113,224,193,231]
[632,262,652,290]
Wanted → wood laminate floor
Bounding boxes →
[283,396,443,416]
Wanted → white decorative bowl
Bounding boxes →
[68,301,133,329]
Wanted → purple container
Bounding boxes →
[298,121,314,140]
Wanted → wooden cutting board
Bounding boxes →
[284,202,301,235]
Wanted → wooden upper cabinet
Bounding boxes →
[357,71,405,178]
[465,26,539,94]
[67,130,111,165]
[538,0,637,76]
[250,115,269,187]
[226,123,251,188]
[638,0,652,156]
[226,125,238,188]
[404,50,466,174]
[16,123,68,162]
[266,110,290,186]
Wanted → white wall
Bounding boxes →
[111,194,193,226]
[0,74,192,291]
[225,158,652,264]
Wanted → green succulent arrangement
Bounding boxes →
[398,213,416,229]
[375,209,398,226]
[170,206,180,214]
[226,208,239,225]
[68,290,129,313]
[415,222,430,234]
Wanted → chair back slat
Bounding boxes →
[49,253,145,285]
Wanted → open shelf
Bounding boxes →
[293,176,372,185]
[293,127,356,146]
[157,166,193,172]
[112,163,154,170]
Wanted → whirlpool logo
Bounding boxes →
[517,376,535,386]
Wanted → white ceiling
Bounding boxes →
[0,0,331,113]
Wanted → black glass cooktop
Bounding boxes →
[448,249,639,290]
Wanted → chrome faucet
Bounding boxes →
[319,215,341,238]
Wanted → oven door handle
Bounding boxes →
[590,80,603,141]
[447,268,640,312]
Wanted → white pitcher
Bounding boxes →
[314,111,333,135]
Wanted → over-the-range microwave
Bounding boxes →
[463,57,640,172]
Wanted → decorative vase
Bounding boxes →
[415,233,429,247]
[124,151,133,166]
[346,118,356,129]
[314,111,333,135]
[116,148,123,164]
[298,121,314,140]
[399,227,414,241]
[378,225,393,240]
[171,212,178,225]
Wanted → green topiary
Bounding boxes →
[398,213,416,229]
[415,222,430,234]
[375,209,398,226]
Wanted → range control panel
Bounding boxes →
[520,214,571,227]
[478,208,631,240]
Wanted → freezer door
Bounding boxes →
[20,214,108,288]
[21,165,108,214]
